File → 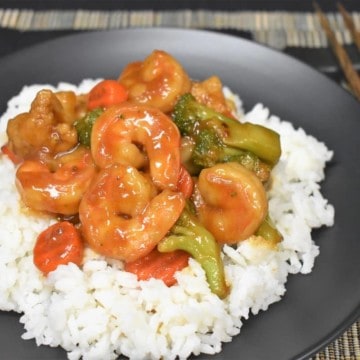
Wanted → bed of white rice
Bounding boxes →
[0,80,335,360]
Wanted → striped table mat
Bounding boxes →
[0,7,359,360]
[0,8,360,49]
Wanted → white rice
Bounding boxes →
[0,80,335,360]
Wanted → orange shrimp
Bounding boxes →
[91,103,182,190]
[195,162,268,244]
[118,50,191,113]
[79,164,185,262]
[16,146,97,215]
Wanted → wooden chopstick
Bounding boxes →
[337,2,360,51]
[313,2,360,101]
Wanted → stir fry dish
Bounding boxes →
[2,50,282,299]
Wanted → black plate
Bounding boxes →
[1,28,359,360]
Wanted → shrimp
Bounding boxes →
[118,50,191,113]
[6,90,79,159]
[16,146,97,215]
[91,103,181,190]
[195,162,268,244]
[79,164,185,262]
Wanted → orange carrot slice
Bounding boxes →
[124,248,189,286]
[88,79,128,110]
[33,221,84,275]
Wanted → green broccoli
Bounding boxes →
[158,201,229,299]
[255,214,283,245]
[172,93,281,174]
[74,107,104,147]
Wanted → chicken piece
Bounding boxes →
[190,76,235,117]
[6,90,79,159]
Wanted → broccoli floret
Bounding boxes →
[172,93,281,174]
[74,108,104,147]
[192,127,272,180]
[158,201,229,299]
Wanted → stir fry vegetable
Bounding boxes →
[173,93,281,178]
[33,221,84,275]
[87,79,128,110]
[124,249,190,286]
[158,202,229,299]
[255,215,283,246]
[74,108,104,147]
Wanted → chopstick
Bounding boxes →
[337,2,360,51]
[313,2,360,101]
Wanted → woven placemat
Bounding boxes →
[314,321,360,360]
[0,8,360,49]
[0,7,359,360]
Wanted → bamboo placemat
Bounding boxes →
[0,8,360,49]
[0,7,359,360]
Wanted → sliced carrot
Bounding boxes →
[87,79,128,110]
[177,165,194,199]
[1,144,22,165]
[124,249,190,286]
[33,221,84,275]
